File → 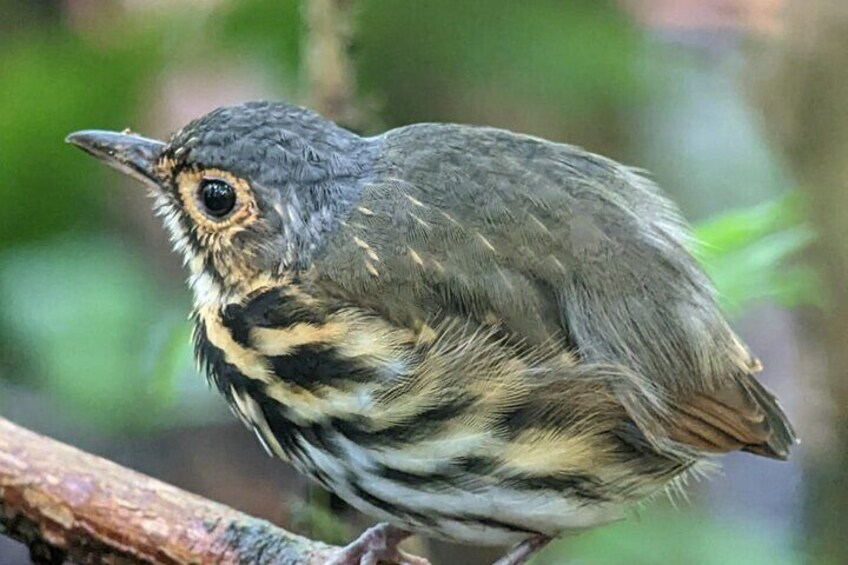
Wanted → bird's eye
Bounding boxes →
[199,179,236,218]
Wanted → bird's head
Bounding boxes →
[67,101,370,306]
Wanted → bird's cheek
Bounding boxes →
[187,253,207,278]
[208,239,261,288]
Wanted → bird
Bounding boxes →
[67,100,796,565]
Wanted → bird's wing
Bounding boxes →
[311,124,795,459]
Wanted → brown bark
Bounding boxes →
[0,416,340,564]
[754,1,848,561]
[302,0,359,127]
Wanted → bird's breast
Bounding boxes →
[191,306,623,543]
[189,286,637,544]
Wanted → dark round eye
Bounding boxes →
[199,179,236,217]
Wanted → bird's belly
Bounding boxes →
[285,427,623,546]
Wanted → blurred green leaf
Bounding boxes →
[0,27,161,248]
[290,487,351,546]
[214,0,302,76]
[695,193,804,254]
[694,193,819,314]
[535,511,802,565]
[144,315,195,409]
[357,0,642,126]
[0,236,190,431]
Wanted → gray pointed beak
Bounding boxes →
[66,130,166,185]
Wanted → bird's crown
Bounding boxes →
[67,101,372,306]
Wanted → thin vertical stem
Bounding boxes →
[303,0,358,126]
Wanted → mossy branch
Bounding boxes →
[0,416,341,564]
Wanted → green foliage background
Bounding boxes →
[0,1,814,563]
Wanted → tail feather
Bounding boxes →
[668,372,797,460]
[738,374,797,460]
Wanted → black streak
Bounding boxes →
[332,394,476,448]
[194,319,264,400]
[268,344,373,392]
[195,311,362,495]
[446,515,541,536]
[221,288,327,347]
[348,480,438,527]
[377,458,607,502]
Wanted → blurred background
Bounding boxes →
[1,0,846,563]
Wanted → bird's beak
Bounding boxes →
[65,130,166,186]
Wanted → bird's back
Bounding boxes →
[314,122,796,461]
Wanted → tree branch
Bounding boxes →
[753,3,848,561]
[303,0,360,127]
[0,416,339,564]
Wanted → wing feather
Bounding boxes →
[310,123,795,460]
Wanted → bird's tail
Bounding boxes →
[667,371,797,461]
[737,373,797,460]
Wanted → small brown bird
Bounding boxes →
[67,101,796,565]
